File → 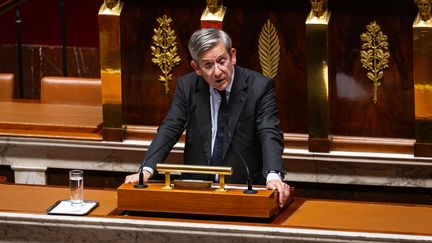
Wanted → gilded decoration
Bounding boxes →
[99,0,122,15]
[151,15,181,94]
[307,0,330,23]
[201,0,227,22]
[414,0,432,27]
[360,21,390,104]
[258,20,280,79]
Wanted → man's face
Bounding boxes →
[417,0,432,21]
[191,42,237,91]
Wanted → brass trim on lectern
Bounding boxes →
[156,164,232,191]
[98,1,124,141]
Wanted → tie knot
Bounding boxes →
[217,90,227,101]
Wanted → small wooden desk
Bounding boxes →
[0,101,102,140]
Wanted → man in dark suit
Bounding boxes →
[125,28,290,207]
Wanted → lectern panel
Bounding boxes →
[117,183,282,218]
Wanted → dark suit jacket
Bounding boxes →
[143,65,284,185]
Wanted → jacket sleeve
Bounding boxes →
[141,75,190,170]
[255,78,285,176]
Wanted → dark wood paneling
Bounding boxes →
[0,0,420,140]
[290,181,432,205]
[121,0,309,133]
[329,0,417,138]
[224,0,309,134]
[0,0,103,47]
[121,0,418,139]
[47,168,129,189]
[121,0,203,126]
[0,165,14,183]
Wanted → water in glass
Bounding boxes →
[69,170,84,205]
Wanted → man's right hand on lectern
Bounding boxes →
[124,171,151,184]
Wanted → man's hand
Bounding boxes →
[124,171,152,184]
[267,179,290,208]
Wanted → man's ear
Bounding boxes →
[230,48,237,65]
[190,60,202,76]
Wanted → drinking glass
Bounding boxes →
[69,170,84,205]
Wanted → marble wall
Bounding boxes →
[0,212,430,243]
[0,45,100,99]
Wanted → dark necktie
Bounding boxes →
[211,90,227,166]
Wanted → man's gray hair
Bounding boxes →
[188,28,232,62]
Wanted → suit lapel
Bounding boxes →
[223,66,248,160]
[192,77,212,164]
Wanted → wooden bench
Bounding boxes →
[40,76,102,106]
[0,101,103,140]
[0,73,13,101]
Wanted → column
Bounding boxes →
[413,8,432,157]
[98,0,124,141]
[306,1,331,152]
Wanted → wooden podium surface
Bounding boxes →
[0,183,432,237]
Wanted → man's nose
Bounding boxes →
[213,63,223,75]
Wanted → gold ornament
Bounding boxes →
[151,15,181,94]
[360,21,390,104]
[258,19,280,79]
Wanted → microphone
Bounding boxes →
[135,132,182,189]
[134,105,195,189]
[134,143,164,188]
[226,121,257,194]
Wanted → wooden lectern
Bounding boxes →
[117,164,284,218]
[117,183,281,218]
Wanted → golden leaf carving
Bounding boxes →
[258,19,280,79]
[150,15,181,94]
[360,21,390,104]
